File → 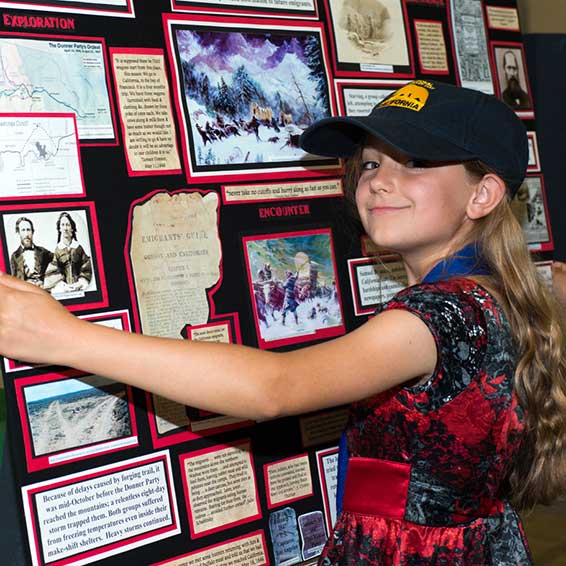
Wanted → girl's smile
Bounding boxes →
[368,205,411,215]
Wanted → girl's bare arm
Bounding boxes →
[0,273,436,420]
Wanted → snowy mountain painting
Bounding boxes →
[174,26,333,171]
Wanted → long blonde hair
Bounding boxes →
[464,161,566,511]
[345,152,566,510]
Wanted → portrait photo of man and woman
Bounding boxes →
[3,209,97,299]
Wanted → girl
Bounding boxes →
[0,80,565,564]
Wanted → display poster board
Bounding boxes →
[0,1,551,565]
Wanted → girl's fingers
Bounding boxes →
[0,271,46,294]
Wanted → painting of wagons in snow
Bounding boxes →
[16,370,138,471]
[164,15,339,183]
[243,228,345,349]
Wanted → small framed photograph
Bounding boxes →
[448,0,494,94]
[511,175,553,252]
[534,260,553,291]
[15,369,138,472]
[334,79,408,116]
[323,0,413,78]
[170,0,318,19]
[163,13,339,184]
[527,131,541,172]
[492,42,534,117]
[242,228,345,349]
[0,201,109,311]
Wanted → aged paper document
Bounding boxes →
[130,191,221,433]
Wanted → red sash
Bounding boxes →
[342,457,410,520]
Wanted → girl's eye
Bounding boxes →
[361,160,379,171]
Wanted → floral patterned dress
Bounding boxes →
[319,279,532,565]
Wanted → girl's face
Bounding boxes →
[355,137,475,261]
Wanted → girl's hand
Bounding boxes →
[0,272,78,366]
[552,261,566,306]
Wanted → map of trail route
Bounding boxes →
[0,37,115,140]
[0,115,84,198]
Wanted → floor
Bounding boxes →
[522,500,566,564]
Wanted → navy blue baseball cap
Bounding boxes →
[300,80,528,195]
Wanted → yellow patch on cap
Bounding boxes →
[378,81,434,112]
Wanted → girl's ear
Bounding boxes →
[466,173,507,220]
